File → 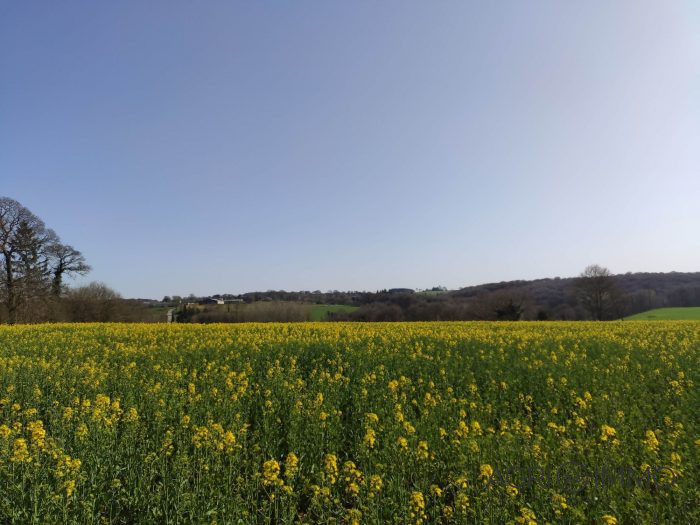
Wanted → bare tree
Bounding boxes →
[47,243,91,296]
[575,264,618,320]
[0,197,91,323]
[63,282,122,322]
[0,198,50,323]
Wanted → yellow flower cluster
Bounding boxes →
[262,459,281,487]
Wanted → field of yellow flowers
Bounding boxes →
[0,322,697,524]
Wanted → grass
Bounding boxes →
[415,290,451,297]
[308,304,360,320]
[625,306,700,320]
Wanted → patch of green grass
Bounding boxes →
[148,306,171,314]
[625,307,700,320]
[309,304,359,321]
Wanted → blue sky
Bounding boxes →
[2,1,699,298]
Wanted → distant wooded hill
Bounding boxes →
[167,271,700,322]
[449,271,700,320]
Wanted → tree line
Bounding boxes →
[326,266,700,322]
[168,266,700,323]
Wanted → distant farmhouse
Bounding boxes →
[183,296,245,307]
[198,297,224,305]
[191,297,244,305]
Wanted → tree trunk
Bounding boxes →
[52,266,63,297]
[3,251,16,324]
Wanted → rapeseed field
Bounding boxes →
[0,322,697,523]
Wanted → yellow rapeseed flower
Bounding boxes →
[262,459,281,486]
[11,438,31,463]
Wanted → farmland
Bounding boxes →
[0,322,698,524]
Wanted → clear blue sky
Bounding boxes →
[2,1,699,298]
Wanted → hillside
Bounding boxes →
[450,271,700,320]
[163,271,700,323]
[625,307,700,320]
